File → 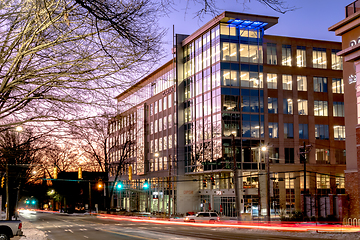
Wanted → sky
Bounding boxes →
[158,0,353,61]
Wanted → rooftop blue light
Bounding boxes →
[227,19,268,29]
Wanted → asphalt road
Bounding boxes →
[19,211,340,240]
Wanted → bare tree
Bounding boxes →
[0,0,165,129]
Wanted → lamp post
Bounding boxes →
[261,146,271,222]
[231,133,241,222]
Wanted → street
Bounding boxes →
[17,211,353,240]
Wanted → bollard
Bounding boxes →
[348,218,352,226]
[353,218,357,226]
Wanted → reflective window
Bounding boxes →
[154,101,158,113]
[269,122,278,138]
[314,100,328,116]
[299,124,308,139]
[268,97,278,114]
[267,73,277,89]
[315,124,329,140]
[163,96,167,110]
[282,45,291,66]
[150,104,153,115]
[331,49,343,70]
[241,89,263,113]
[334,125,345,140]
[298,99,308,115]
[316,150,330,164]
[223,95,239,111]
[222,42,238,61]
[267,43,277,65]
[154,119,158,133]
[333,102,344,117]
[313,77,327,92]
[159,100,162,112]
[297,76,307,91]
[284,123,294,138]
[335,150,346,164]
[283,99,293,114]
[332,78,344,94]
[313,47,327,69]
[296,46,306,67]
[282,75,292,90]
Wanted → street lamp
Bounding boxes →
[230,131,241,222]
[261,145,271,222]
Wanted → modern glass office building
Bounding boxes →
[109,12,345,218]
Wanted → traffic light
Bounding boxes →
[211,176,215,186]
[53,167,58,179]
[117,181,123,189]
[31,200,36,204]
[1,176,4,188]
[143,180,149,189]
[128,165,132,181]
[203,178,207,188]
[26,200,29,204]
[78,167,82,179]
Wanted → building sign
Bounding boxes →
[162,86,174,96]
[215,191,222,196]
[350,38,360,47]
[349,74,357,84]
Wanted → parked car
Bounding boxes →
[0,220,23,239]
[184,212,220,223]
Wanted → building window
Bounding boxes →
[299,124,308,139]
[282,45,291,66]
[154,101,158,113]
[334,125,345,140]
[267,73,277,89]
[316,149,330,164]
[315,124,329,140]
[313,77,327,92]
[283,99,293,114]
[336,174,345,189]
[285,173,295,188]
[297,76,307,91]
[159,100,162,112]
[268,97,278,113]
[267,43,277,65]
[313,47,327,69]
[220,23,236,36]
[150,122,154,134]
[331,49,343,70]
[240,44,263,64]
[159,118,162,132]
[269,122,278,138]
[332,78,344,94]
[222,42,238,61]
[163,116,167,129]
[314,100,328,116]
[168,94,172,108]
[240,71,263,88]
[333,102,344,117]
[154,119,158,133]
[335,149,346,164]
[296,46,306,67]
[282,75,292,90]
[298,99,308,115]
[222,70,238,87]
[317,174,330,188]
[150,104,154,116]
[163,96,167,110]
[284,123,294,139]
[285,148,294,163]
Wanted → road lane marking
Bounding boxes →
[100,229,157,240]
[65,229,74,233]
[84,236,89,239]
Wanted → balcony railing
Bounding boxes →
[346,0,360,17]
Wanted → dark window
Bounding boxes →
[285,148,294,164]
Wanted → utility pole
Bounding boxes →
[231,134,240,222]
[265,149,270,222]
[89,181,92,215]
[168,155,172,219]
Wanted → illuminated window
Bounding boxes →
[333,125,345,140]
[336,174,345,188]
[154,120,158,133]
[163,96,167,110]
[267,43,277,65]
[332,78,344,94]
[283,98,293,114]
[297,76,307,91]
[298,99,308,115]
[240,44,263,63]
[285,173,294,189]
[267,73,277,89]
[316,149,330,164]
[316,174,330,188]
[268,97,278,113]
[313,48,327,69]
[314,100,328,116]
[240,71,263,88]
[269,122,278,138]
[222,42,238,61]
[282,45,291,66]
[282,75,292,90]
[331,49,343,70]
[222,70,238,87]
[296,46,306,67]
